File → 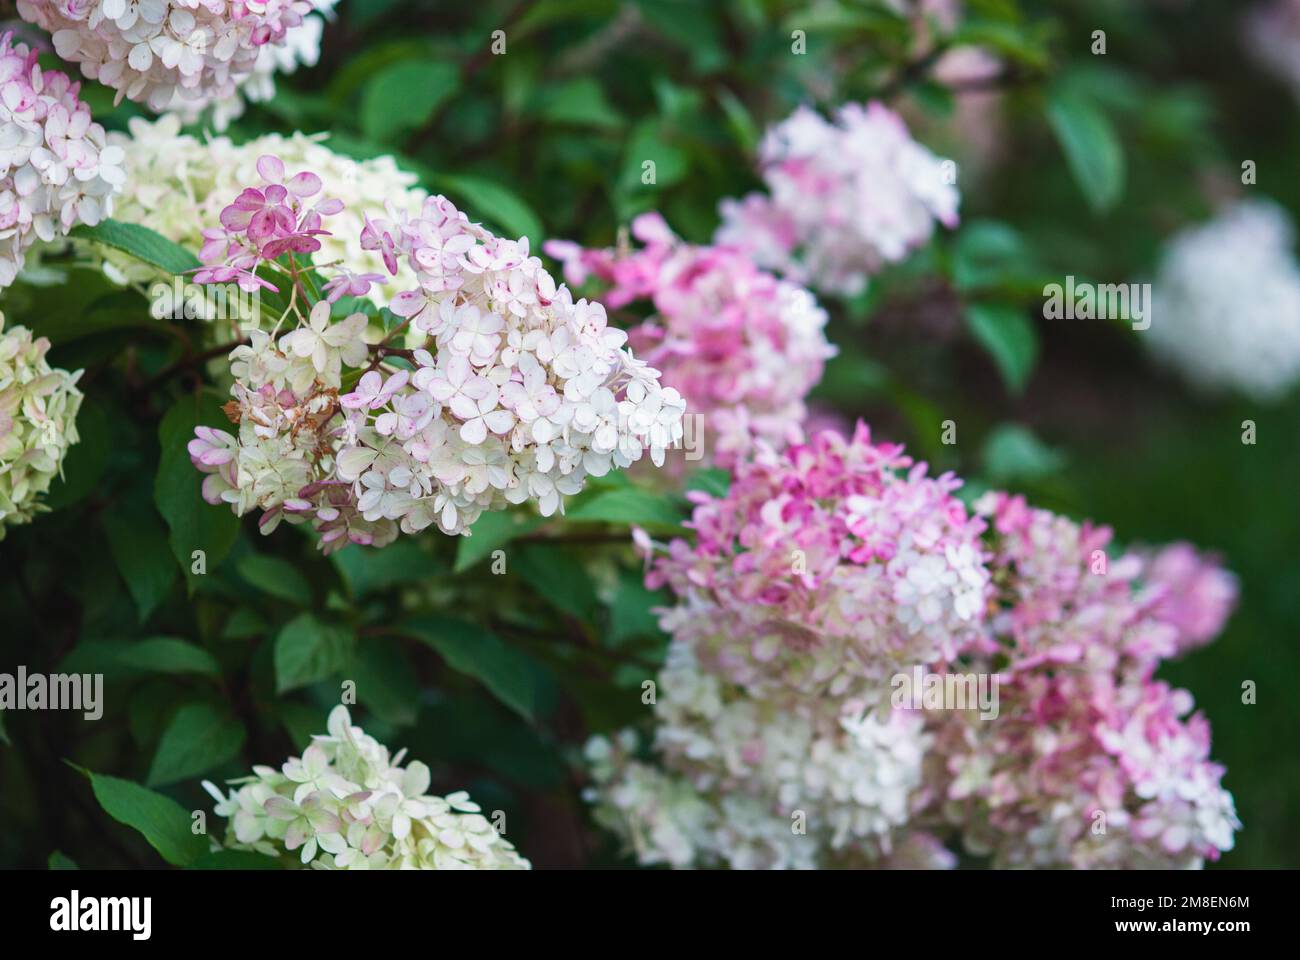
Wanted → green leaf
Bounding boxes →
[274,613,355,694]
[965,303,1039,394]
[432,173,544,246]
[620,120,688,191]
[116,637,220,677]
[102,497,177,622]
[715,89,759,153]
[405,616,536,721]
[236,553,312,606]
[154,395,239,592]
[48,851,79,870]
[567,487,684,529]
[512,543,600,622]
[360,60,459,143]
[1047,88,1125,214]
[982,424,1066,483]
[535,77,624,129]
[76,767,207,866]
[608,569,667,646]
[685,468,730,499]
[349,641,420,727]
[454,510,546,573]
[147,702,246,787]
[333,537,445,596]
[70,219,200,275]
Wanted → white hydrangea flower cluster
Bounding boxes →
[716,101,960,297]
[167,0,337,130]
[0,313,83,539]
[1147,199,1300,402]
[76,115,425,306]
[202,706,530,869]
[0,30,124,288]
[17,0,332,113]
[585,638,933,869]
[192,179,686,549]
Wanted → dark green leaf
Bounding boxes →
[454,510,546,573]
[1047,88,1125,214]
[116,637,220,677]
[965,303,1039,394]
[146,702,246,787]
[154,395,240,592]
[274,613,355,694]
[76,767,207,866]
[71,219,200,275]
[360,60,459,143]
[236,553,312,606]
[102,498,177,622]
[405,616,536,721]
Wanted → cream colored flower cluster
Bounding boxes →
[83,115,426,306]
[0,313,83,539]
[203,706,531,869]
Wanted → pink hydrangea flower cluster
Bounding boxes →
[546,212,835,468]
[715,101,959,296]
[644,424,991,698]
[588,428,1240,869]
[17,0,328,113]
[925,492,1241,868]
[0,30,123,288]
[190,155,686,551]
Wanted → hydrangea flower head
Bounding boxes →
[547,212,835,468]
[0,30,123,288]
[18,0,334,114]
[588,433,1240,870]
[0,313,83,538]
[1146,199,1300,401]
[922,491,1240,869]
[191,156,686,550]
[645,423,991,698]
[203,706,530,869]
[716,101,959,296]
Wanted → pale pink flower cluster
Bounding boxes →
[716,101,959,296]
[926,492,1240,868]
[17,0,329,113]
[589,428,1240,869]
[191,156,685,551]
[644,424,991,699]
[0,31,123,288]
[546,212,834,468]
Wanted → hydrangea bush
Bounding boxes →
[0,0,1286,876]
[587,428,1240,869]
